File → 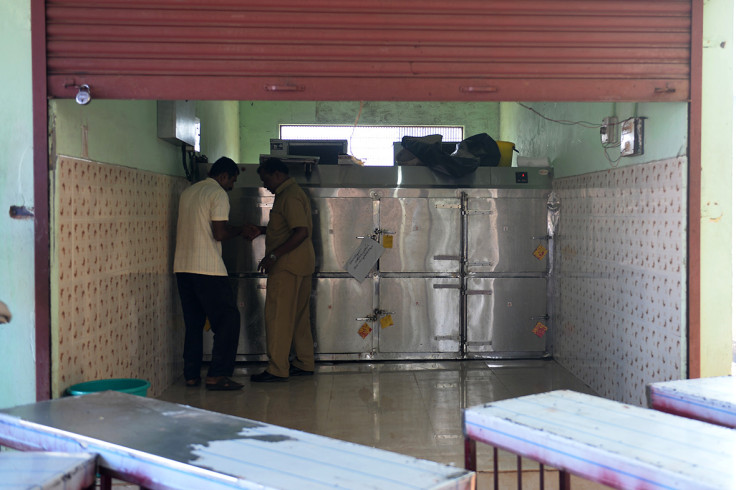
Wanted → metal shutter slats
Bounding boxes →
[46,0,692,101]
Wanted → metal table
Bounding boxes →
[0,451,96,490]
[0,391,474,490]
[648,375,736,428]
[463,390,736,490]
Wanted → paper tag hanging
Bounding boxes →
[532,322,548,337]
[358,323,372,339]
[383,235,394,248]
[380,314,394,329]
[345,237,384,282]
[533,244,548,260]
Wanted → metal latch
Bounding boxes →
[530,314,550,321]
[355,309,395,322]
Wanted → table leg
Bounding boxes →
[493,447,499,490]
[99,471,112,490]
[540,462,545,489]
[517,455,522,489]
[464,437,477,471]
[559,469,571,490]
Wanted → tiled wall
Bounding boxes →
[552,157,686,406]
[54,157,188,398]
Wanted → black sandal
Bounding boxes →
[185,377,201,387]
[206,377,244,391]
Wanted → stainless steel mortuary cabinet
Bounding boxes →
[205,165,553,361]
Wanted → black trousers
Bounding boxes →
[176,273,240,380]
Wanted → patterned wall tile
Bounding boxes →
[552,158,686,406]
[54,157,188,398]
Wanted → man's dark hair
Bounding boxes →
[208,157,240,178]
[258,157,289,176]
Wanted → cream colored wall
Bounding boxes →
[700,0,734,376]
[52,157,188,397]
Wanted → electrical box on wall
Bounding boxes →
[600,116,619,144]
[620,117,644,156]
[157,100,200,151]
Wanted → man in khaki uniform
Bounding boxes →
[248,158,315,382]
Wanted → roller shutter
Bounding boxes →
[46,0,693,101]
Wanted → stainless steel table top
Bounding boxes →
[0,391,474,490]
[464,390,736,490]
[648,375,736,428]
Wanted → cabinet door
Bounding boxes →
[313,277,375,354]
[312,196,375,273]
[379,197,461,273]
[378,277,461,353]
[467,196,548,273]
[466,277,547,355]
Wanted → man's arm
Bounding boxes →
[211,220,245,242]
[258,226,308,273]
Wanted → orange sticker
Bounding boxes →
[532,322,548,338]
[383,235,394,248]
[358,323,372,339]
[533,244,548,260]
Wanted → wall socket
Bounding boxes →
[620,117,644,156]
[600,116,618,144]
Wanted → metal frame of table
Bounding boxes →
[0,391,474,490]
[463,390,736,490]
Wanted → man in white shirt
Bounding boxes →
[174,157,254,391]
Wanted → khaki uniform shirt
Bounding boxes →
[266,178,315,276]
[173,178,230,276]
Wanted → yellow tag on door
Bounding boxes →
[533,244,548,260]
[383,235,394,248]
[380,314,394,329]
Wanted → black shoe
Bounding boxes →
[289,365,314,377]
[205,376,244,391]
[251,371,288,383]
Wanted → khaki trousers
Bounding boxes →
[264,270,314,377]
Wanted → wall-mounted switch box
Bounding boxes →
[620,117,644,156]
[600,116,618,144]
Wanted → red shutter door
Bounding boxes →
[46,0,692,101]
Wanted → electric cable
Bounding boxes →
[517,102,600,128]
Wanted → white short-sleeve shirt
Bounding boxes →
[173,178,230,276]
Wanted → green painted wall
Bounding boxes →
[197,101,240,163]
[0,0,36,409]
[700,0,733,376]
[50,100,240,175]
[499,102,688,179]
[239,101,500,163]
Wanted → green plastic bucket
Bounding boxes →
[66,378,150,397]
